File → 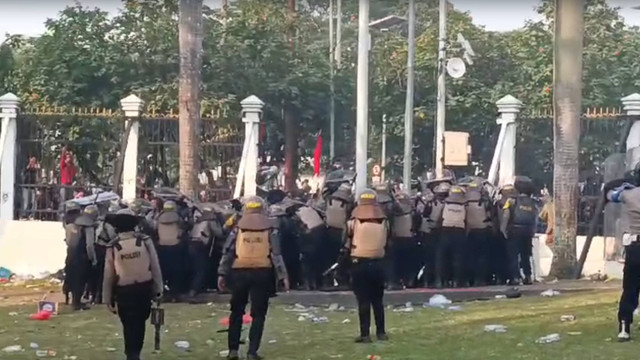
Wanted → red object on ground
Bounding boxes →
[313,131,322,176]
[219,315,253,326]
[29,310,52,321]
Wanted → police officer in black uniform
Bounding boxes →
[103,208,163,360]
[491,184,518,285]
[501,184,537,285]
[62,201,82,305]
[155,200,183,299]
[604,165,640,341]
[90,203,120,304]
[322,182,353,288]
[436,185,467,287]
[293,204,326,290]
[70,204,99,310]
[374,184,399,290]
[419,182,449,288]
[187,204,221,302]
[343,189,389,343]
[218,196,289,360]
[391,191,418,288]
[464,180,493,286]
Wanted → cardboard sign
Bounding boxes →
[444,131,470,166]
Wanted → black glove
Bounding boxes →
[337,249,350,268]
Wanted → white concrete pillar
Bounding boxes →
[496,95,523,186]
[119,94,144,202]
[0,93,19,220]
[623,93,640,170]
[240,95,264,197]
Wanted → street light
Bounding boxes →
[355,0,369,196]
[369,8,415,192]
[369,15,407,30]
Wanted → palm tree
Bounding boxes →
[550,0,585,278]
[178,0,203,199]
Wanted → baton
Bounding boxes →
[150,299,164,352]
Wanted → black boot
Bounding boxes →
[523,276,533,285]
[188,290,198,304]
[618,320,631,342]
[354,335,372,343]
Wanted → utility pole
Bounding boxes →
[355,0,370,195]
[335,0,342,66]
[381,114,387,183]
[402,0,415,191]
[178,0,203,199]
[434,0,447,179]
[329,0,335,160]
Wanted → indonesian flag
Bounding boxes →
[313,130,322,176]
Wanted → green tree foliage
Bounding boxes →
[1,0,639,183]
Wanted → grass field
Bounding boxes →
[0,287,634,360]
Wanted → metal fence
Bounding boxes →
[137,115,243,202]
[517,108,636,236]
[15,109,123,220]
[15,108,244,219]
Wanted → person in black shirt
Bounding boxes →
[22,156,39,217]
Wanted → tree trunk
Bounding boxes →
[549,0,585,278]
[284,0,298,191]
[178,0,203,199]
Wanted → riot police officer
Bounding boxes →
[374,184,399,290]
[62,201,82,305]
[605,171,640,341]
[217,196,289,360]
[103,208,163,360]
[68,204,99,310]
[420,182,449,288]
[187,204,221,301]
[293,204,325,290]
[391,191,418,288]
[501,186,537,285]
[343,189,389,343]
[323,183,353,288]
[490,184,518,285]
[89,203,120,304]
[269,199,300,288]
[464,180,492,286]
[155,200,183,299]
[437,185,467,288]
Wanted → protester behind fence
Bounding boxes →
[60,146,77,203]
[21,156,40,217]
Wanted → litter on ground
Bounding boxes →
[541,289,561,297]
[484,325,507,333]
[427,294,452,308]
[536,333,561,344]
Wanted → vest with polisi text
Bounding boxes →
[511,196,537,227]
[157,211,182,246]
[442,203,466,229]
[233,230,272,269]
[296,206,324,232]
[326,198,348,229]
[351,219,387,259]
[113,234,152,286]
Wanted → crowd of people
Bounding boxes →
[57,163,558,360]
[60,169,546,313]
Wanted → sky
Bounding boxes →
[0,0,638,38]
